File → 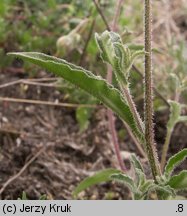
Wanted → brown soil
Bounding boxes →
[0,69,131,200]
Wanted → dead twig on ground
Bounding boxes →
[0,78,58,89]
[0,97,98,108]
[0,128,42,139]
[0,146,46,196]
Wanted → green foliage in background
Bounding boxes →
[0,0,95,69]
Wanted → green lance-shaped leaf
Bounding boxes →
[18,191,28,200]
[72,169,121,198]
[140,180,154,194]
[127,43,163,54]
[114,43,144,79]
[161,100,183,171]
[147,184,176,199]
[113,43,131,82]
[165,148,187,177]
[111,173,144,200]
[95,31,144,82]
[135,168,146,188]
[130,154,145,188]
[110,173,136,193]
[130,154,144,172]
[167,170,187,190]
[130,50,145,66]
[8,52,143,140]
[39,194,47,200]
[95,31,121,65]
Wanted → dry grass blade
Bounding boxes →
[0,146,46,196]
[0,78,58,89]
[0,97,98,108]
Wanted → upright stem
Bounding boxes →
[144,0,161,180]
[113,72,144,134]
[123,87,144,134]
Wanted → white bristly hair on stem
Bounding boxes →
[144,0,161,180]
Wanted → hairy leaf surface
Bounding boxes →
[8,52,143,140]
[73,169,121,197]
[110,173,136,192]
[167,171,187,190]
[130,154,144,172]
[165,148,187,176]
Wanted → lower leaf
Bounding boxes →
[167,170,187,190]
[73,169,121,198]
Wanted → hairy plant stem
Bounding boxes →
[114,72,144,140]
[123,87,144,134]
[144,0,161,180]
